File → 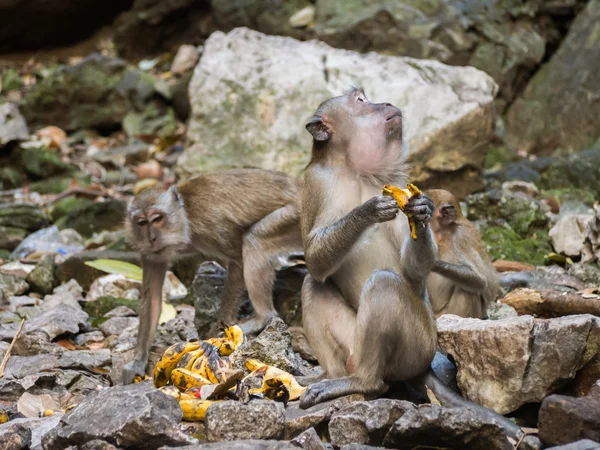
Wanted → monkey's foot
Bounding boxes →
[295,372,326,387]
[239,314,277,336]
[121,359,147,385]
[300,378,357,409]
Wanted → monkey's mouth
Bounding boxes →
[386,113,402,122]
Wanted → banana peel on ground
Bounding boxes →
[382,183,422,240]
[244,359,307,401]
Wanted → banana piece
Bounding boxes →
[171,368,213,391]
[205,325,244,356]
[159,385,182,400]
[176,345,211,371]
[382,183,422,240]
[153,340,202,387]
[246,363,307,401]
[245,359,267,372]
[179,398,220,421]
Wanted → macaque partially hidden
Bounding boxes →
[426,189,502,319]
[122,169,303,384]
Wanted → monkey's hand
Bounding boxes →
[121,359,148,385]
[404,193,434,227]
[362,195,400,223]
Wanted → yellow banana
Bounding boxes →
[159,385,181,400]
[176,346,209,371]
[171,368,213,391]
[382,183,422,240]
[153,340,202,387]
[205,325,244,356]
[0,409,8,424]
[179,398,220,421]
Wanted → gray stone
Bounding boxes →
[437,314,600,414]
[1,415,62,450]
[568,264,600,289]
[4,350,111,379]
[9,295,40,311]
[171,45,200,74]
[73,331,105,347]
[104,306,136,318]
[13,330,63,356]
[0,274,28,300]
[506,0,600,155]
[486,302,518,320]
[205,400,285,442]
[25,255,56,295]
[546,440,600,450]
[91,143,150,168]
[0,421,30,450]
[383,405,511,450]
[538,394,600,447]
[0,103,29,147]
[329,399,415,447]
[23,305,88,340]
[192,262,226,339]
[98,316,139,337]
[42,383,194,450]
[290,427,328,450]
[182,28,497,197]
[499,268,585,294]
[160,441,298,450]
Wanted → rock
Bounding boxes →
[382,404,511,450]
[11,225,80,260]
[0,422,31,450]
[55,250,141,290]
[160,441,298,450]
[25,255,56,295]
[290,427,328,450]
[0,415,62,450]
[506,0,600,155]
[0,203,48,234]
[192,262,226,339]
[502,181,539,198]
[545,441,600,450]
[13,330,62,356]
[73,330,105,347]
[0,274,28,300]
[1,262,35,278]
[486,301,518,320]
[43,383,194,449]
[123,103,177,139]
[182,28,497,196]
[285,394,365,439]
[56,199,127,238]
[329,399,416,447]
[290,327,317,362]
[90,143,150,168]
[17,392,60,418]
[84,296,140,319]
[499,268,585,294]
[171,45,200,74]
[105,305,136,318]
[20,54,155,132]
[538,394,600,446]
[479,225,552,266]
[204,400,285,442]
[539,149,600,202]
[79,440,120,450]
[4,350,110,379]
[42,279,84,311]
[99,316,139,337]
[0,103,28,147]
[23,304,88,340]
[17,145,73,179]
[437,314,600,414]
[230,317,306,375]
[568,264,600,289]
[550,214,595,257]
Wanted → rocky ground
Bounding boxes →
[1,1,600,449]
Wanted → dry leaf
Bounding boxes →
[55,339,77,350]
[88,341,105,351]
[425,385,442,405]
[134,159,163,180]
[36,126,67,149]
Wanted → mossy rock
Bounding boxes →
[538,149,600,201]
[29,173,91,194]
[84,296,140,319]
[466,189,547,237]
[0,166,23,189]
[56,199,127,238]
[50,197,95,223]
[25,255,56,295]
[18,146,73,179]
[481,225,552,266]
[122,103,177,139]
[1,69,22,91]
[484,144,518,171]
[0,203,48,231]
[541,187,597,208]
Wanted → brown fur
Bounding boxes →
[426,189,501,318]
[298,89,438,408]
[121,168,303,384]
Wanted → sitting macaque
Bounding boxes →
[426,189,501,319]
[297,89,530,446]
[122,169,302,384]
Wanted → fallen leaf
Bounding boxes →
[84,259,143,281]
[55,339,77,350]
[88,341,105,351]
[36,126,67,149]
[159,302,177,324]
[135,159,164,179]
[425,385,442,405]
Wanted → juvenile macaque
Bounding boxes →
[426,189,501,319]
[297,90,530,446]
[122,169,302,384]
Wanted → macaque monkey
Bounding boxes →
[426,189,502,319]
[297,90,533,447]
[299,87,438,406]
[122,169,302,384]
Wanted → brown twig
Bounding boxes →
[0,318,25,378]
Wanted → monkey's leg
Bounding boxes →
[300,275,356,383]
[207,259,246,338]
[414,369,541,449]
[240,206,302,335]
[122,257,167,384]
[301,270,435,408]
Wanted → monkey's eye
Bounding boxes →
[137,219,148,227]
[357,96,365,103]
[151,214,163,225]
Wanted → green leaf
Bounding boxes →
[159,302,177,324]
[84,259,143,281]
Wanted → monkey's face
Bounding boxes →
[126,187,190,255]
[431,203,456,233]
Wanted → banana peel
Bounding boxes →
[159,385,181,400]
[244,360,307,401]
[382,183,422,240]
[153,340,202,387]
[205,325,244,356]
[179,398,220,421]
[171,368,213,391]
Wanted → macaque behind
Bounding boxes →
[426,189,501,318]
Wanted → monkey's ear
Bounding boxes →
[306,116,331,142]
[169,185,184,208]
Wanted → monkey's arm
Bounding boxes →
[122,256,166,384]
[400,195,437,282]
[432,260,487,293]
[217,260,245,326]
